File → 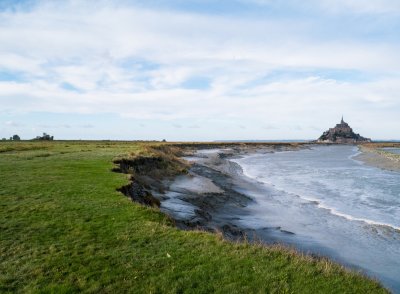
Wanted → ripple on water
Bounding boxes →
[231,145,400,292]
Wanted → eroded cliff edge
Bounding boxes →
[113,143,305,240]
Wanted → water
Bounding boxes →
[382,147,400,155]
[231,145,400,292]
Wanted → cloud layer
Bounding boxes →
[1,0,399,140]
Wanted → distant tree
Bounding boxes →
[33,132,54,141]
[1,138,6,141]
[12,134,21,141]
[162,139,167,142]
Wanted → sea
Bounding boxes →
[231,145,400,292]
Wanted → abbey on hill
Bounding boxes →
[318,116,371,144]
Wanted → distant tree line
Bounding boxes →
[33,133,54,141]
[2,134,21,141]
[1,133,54,141]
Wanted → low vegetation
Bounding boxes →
[0,141,388,293]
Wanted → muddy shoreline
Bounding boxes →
[115,143,399,241]
[156,144,306,240]
[355,145,400,172]
[114,143,306,240]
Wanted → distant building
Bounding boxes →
[317,116,371,144]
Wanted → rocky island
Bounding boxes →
[318,116,371,143]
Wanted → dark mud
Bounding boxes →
[114,144,304,241]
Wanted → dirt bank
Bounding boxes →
[113,143,305,240]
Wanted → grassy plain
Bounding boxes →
[0,141,388,293]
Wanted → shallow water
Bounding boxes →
[232,145,400,292]
[382,147,400,155]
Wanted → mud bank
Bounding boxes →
[113,147,188,209]
[114,143,305,240]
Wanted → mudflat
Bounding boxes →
[356,144,400,171]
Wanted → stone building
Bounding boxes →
[317,116,371,144]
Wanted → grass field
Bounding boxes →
[0,141,388,293]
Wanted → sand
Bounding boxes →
[355,146,400,172]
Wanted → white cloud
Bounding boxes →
[241,0,400,14]
[5,120,23,127]
[0,1,399,139]
[318,0,400,14]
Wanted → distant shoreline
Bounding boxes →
[355,144,400,172]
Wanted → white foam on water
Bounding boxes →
[230,145,400,292]
[231,146,400,231]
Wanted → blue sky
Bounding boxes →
[1,0,400,140]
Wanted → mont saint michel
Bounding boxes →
[318,117,371,144]
[2,1,400,293]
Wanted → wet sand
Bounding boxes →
[355,146,400,172]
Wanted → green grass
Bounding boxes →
[0,141,388,293]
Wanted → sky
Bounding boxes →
[1,0,399,141]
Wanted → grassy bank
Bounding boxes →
[0,141,388,293]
